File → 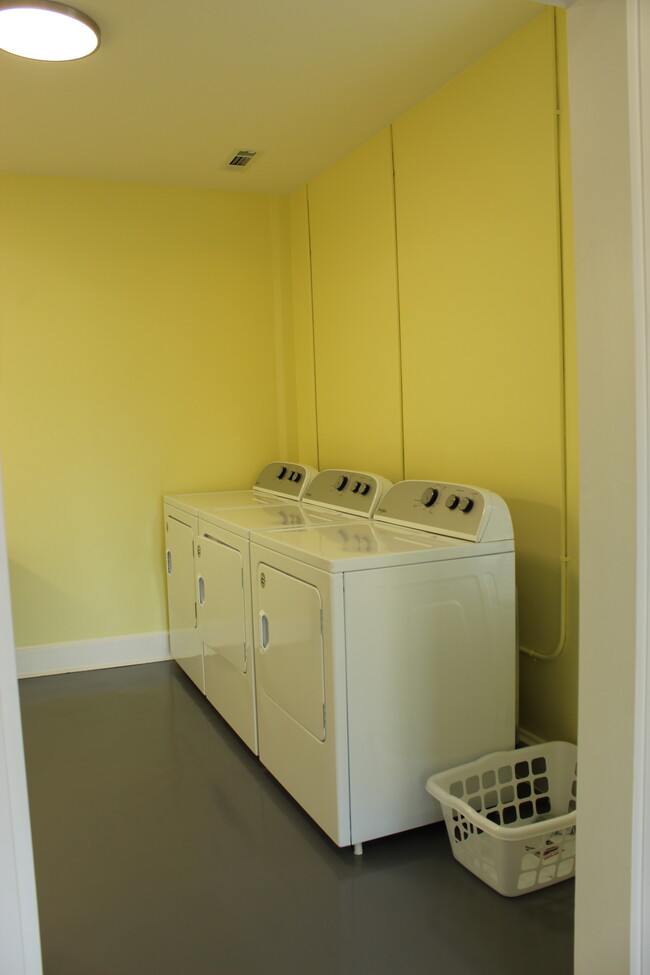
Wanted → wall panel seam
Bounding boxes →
[389,125,407,481]
[305,185,321,470]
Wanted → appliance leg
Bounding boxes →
[353,843,363,856]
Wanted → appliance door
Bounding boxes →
[196,525,257,753]
[164,509,203,692]
[251,545,351,847]
[256,564,326,741]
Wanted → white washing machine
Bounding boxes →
[164,461,317,692]
[249,479,517,853]
[194,469,392,754]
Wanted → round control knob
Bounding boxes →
[351,481,362,493]
[335,475,349,491]
[446,494,460,510]
[292,471,302,483]
[277,466,287,480]
[459,496,473,513]
[421,487,438,508]
[359,483,371,496]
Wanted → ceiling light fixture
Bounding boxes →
[0,0,100,61]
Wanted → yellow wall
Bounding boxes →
[520,10,579,742]
[307,129,404,483]
[289,10,578,741]
[0,174,287,648]
[288,188,318,468]
[0,11,578,741]
[268,196,299,462]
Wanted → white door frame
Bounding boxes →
[629,1,650,968]
[568,0,649,972]
[0,461,42,975]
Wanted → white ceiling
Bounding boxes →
[0,0,545,195]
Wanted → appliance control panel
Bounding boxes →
[374,480,514,542]
[253,462,318,500]
[302,469,392,517]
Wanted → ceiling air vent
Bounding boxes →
[227,149,257,169]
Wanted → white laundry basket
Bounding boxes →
[426,741,577,897]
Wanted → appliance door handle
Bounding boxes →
[166,551,172,575]
[259,611,269,651]
[197,575,205,606]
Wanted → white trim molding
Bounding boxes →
[0,460,42,974]
[517,727,546,746]
[16,631,171,679]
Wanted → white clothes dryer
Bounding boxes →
[194,470,392,754]
[163,461,317,692]
[249,479,517,853]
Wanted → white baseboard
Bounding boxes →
[517,726,546,746]
[16,631,171,678]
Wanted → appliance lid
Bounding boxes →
[198,503,363,539]
[164,489,277,516]
[250,520,513,573]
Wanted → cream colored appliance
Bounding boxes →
[163,462,317,692]
[194,469,391,753]
[250,479,516,853]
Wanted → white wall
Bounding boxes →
[0,461,42,975]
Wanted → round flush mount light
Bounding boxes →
[0,0,100,61]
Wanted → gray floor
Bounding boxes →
[19,662,574,975]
